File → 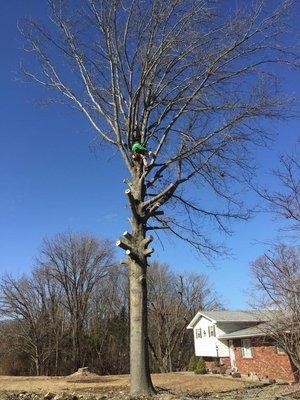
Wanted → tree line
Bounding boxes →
[0,232,220,376]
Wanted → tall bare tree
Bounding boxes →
[251,244,300,378]
[38,232,115,370]
[20,0,299,394]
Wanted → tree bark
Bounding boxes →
[126,174,156,396]
[72,322,82,370]
[129,256,155,396]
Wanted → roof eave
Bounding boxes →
[218,332,265,339]
[216,320,262,323]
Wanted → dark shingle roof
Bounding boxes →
[199,310,262,322]
[218,323,268,339]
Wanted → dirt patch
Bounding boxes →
[66,368,103,383]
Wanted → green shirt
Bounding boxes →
[132,142,147,153]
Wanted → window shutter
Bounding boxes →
[208,325,216,337]
[195,328,202,338]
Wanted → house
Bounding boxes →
[187,310,296,382]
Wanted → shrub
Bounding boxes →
[194,357,207,374]
[188,355,198,371]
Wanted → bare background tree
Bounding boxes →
[255,152,300,233]
[38,232,115,370]
[19,0,299,394]
[0,233,220,376]
[0,273,53,375]
[251,244,300,379]
[148,262,221,373]
[0,233,115,375]
[249,143,299,379]
[0,320,30,376]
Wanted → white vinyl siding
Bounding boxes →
[241,339,252,358]
[193,316,230,358]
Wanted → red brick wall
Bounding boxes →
[233,338,295,382]
[204,357,230,371]
[204,360,216,371]
[203,358,219,371]
[220,357,231,369]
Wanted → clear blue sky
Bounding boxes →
[0,1,299,309]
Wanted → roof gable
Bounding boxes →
[187,312,214,329]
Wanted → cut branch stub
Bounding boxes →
[140,236,154,257]
[125,188,133,197]
[123,231,133,241]
[141,236,154,248]
[116,238,132,251]
[149,202,161,214]
[124,249,141,263]
[152,210,164,216]
[125,189,139,218]
[144,248,154,257]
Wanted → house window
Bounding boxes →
[195,328,202,338]
[208,325,216,337]
[241,339,252,358]
[276,346,286,355]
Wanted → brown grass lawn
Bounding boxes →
[0,372,249,395]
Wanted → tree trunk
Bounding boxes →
[33,347,40,376]
[72,322,81,370]
[129,256,155,396]
[126,173,156,396]
[55,336,59,375]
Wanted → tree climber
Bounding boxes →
[131,129,155,168]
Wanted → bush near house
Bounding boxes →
[188,355,198,372]
[195,357,207,374]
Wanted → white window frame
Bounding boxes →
[208,325,216,337]
[241,339,252,358]
[195,328,202,339]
